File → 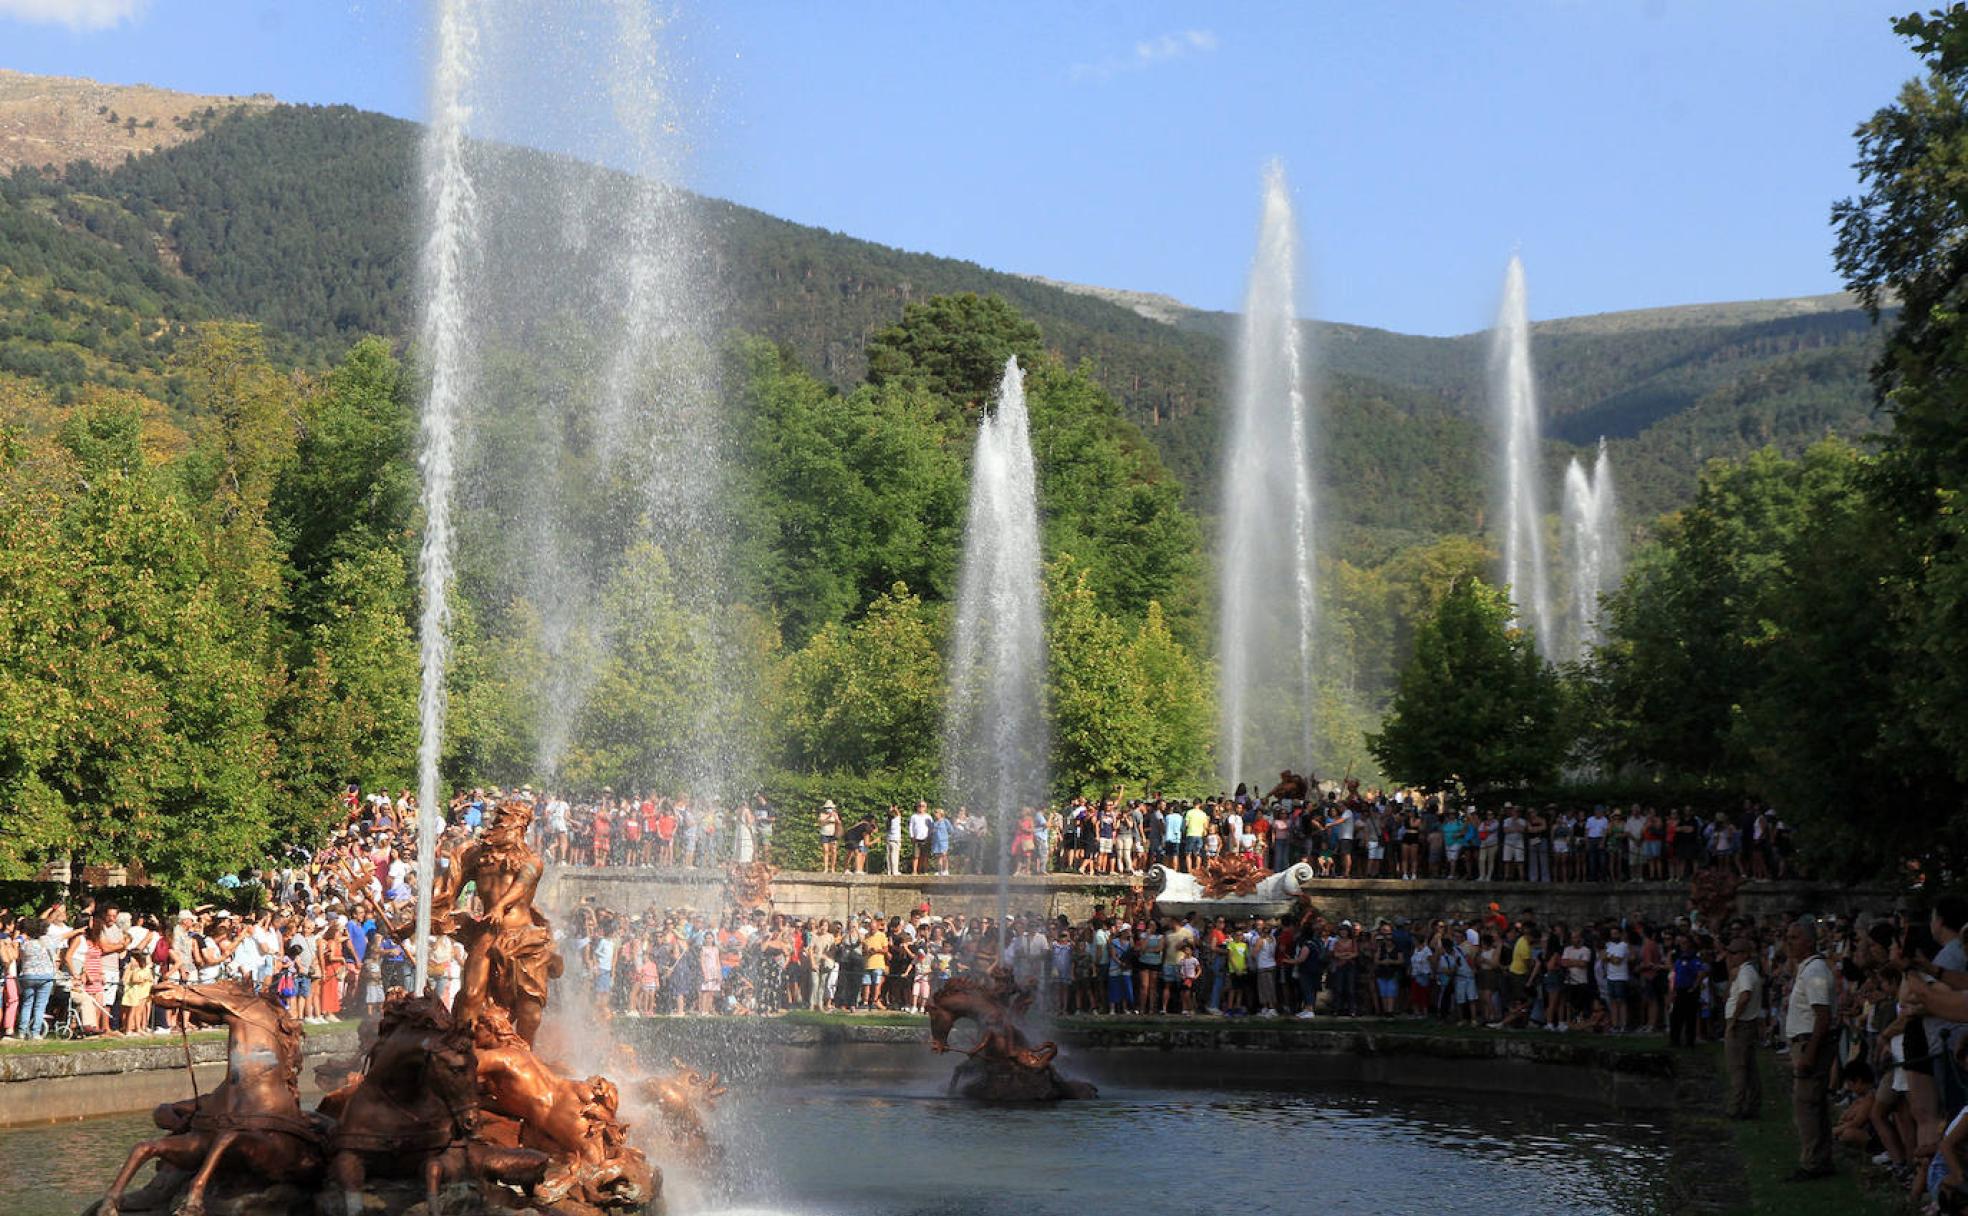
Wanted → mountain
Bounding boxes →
[0,69,274,176]
[0,77,1889,544]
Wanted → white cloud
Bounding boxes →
[0,0,151,32]
[1072,28,1217,82]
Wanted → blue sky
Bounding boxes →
[0,0,1923,335]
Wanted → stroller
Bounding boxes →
[45,975,112,1039]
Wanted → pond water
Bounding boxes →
[0,1081,1665,1216]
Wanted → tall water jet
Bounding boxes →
[1561,438,1621,660]
[945,357,1047,943]
[1491,254,1554,654]
[525,0,710,787]
[411,0,481,994]
[1218,161,1317,786]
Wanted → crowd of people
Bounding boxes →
[518,772,1798,885]
[1,776,1949,1209]
[0,786,488,1041]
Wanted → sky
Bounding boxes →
[0,0,1925,335]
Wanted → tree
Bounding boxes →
[1368,578,1565,790]
[781,583,945,777]
[271,335,416,625]
[1046,559,1154,794]
[1588,446,1850,782]
[730,339,963,644]
[0,398,276,896]
[273,544,419,839]
[865,293,1045,412]
[1125,601,1215,791]
[1833,6,1968,785]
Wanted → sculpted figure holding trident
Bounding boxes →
[438,799,563,1044]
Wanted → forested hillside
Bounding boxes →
[0,97,1888,536]
[0,76,1917,893]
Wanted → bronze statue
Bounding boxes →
[93,797,663,1215]
[926,966,1095,1101]
[1198,853,1268,898]
[320,993,549,1216]
[724,861,778,913]
[471,1006,657,1212]
[96,979,327,1216]
[635,1058,729,1168]
[439,800,563,1045]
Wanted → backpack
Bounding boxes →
[152,934,172,965]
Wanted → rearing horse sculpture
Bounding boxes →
[98,978,327,1216]
[925,966,1096,1101]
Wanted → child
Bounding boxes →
[1204,825,1223,862]
[1835,1060,1879,1149]
[120,949,155,1035]
[362,949,384,1016]
[634,953,662,1017]
[271,952,299,1011]
[1178,947,1201,1014]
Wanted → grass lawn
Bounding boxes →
[1720,1047,1907,1216]
[780,1009,927,1028]
[0,1016,354,1057]
[0,1029,228,1056]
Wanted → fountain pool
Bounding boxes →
[5,1076,1665,1216]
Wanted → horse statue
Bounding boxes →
[925,967,1095,1101]
[96,978,328,1216]
[318,993,549,1216]
[470,1006,659,1212]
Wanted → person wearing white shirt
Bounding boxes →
[1603,933,1633,1033]
[908,802,933,875]
[1784,918,1835,1178]
[1723,936,1763,1120]
[1584,809,1611,881]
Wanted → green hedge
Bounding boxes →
[758,769,939,872]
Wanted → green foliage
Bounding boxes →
[1369,578,1566,790]
[0,396,275,897]
[1045,558,1213,796]
[730,338,963,643]
[865,293,1045,411]
[781,584,945,778]
[1588,446,1858,782]
[273,543,419,839]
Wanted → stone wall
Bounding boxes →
[610,1016,1681,1110]
[0,1024,357,1127]
[545,864,1885,927]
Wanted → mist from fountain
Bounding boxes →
[1561,438,1621,661]
[525,0,714,788]
[945,357,1048,945]
[1491,253,1554,654]
[411,0,480,994]
[1218,160,1317,787]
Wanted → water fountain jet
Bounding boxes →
[1491,253,1554,654]
[1561,437,1621,660]
[1218,161,1318,786]
[944,356,1047,945]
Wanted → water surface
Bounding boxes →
[3,1083,1664,1216]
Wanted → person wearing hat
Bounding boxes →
[1723,935,1763,1120]
[817,800,841,873]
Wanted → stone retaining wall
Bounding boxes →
[0,1025,358,1127]
[610,1016,1681,1110]
[546,865,1884,927]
